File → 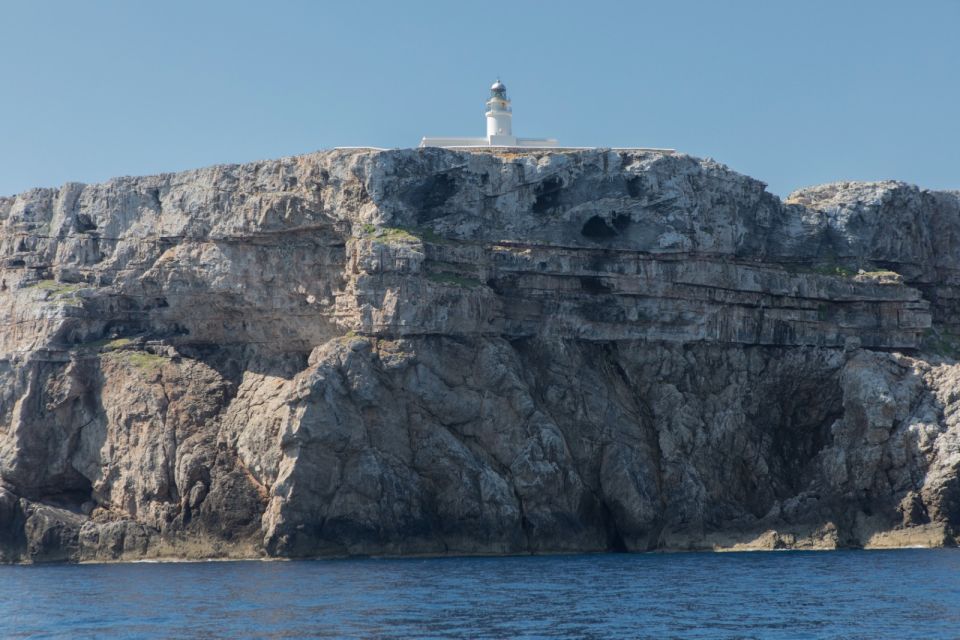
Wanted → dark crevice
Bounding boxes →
[581,213,632,240]
[405,173,459,223]
[532,176,564,214]
[74,214,97,233]
[581,216,618,239]
[611,213,631,232]
[146,188,162,210]
[601,501,628,552]
[579,276,612,293]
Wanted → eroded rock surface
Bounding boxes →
[0,148,958,562]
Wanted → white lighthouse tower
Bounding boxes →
[420,80,559,148]
[485,80,513,144]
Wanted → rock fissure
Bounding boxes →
[1,148,958,561]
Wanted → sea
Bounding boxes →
[1,549,958,639]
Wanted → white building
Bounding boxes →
[420,80,559,149]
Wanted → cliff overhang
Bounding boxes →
[0,147,958,562]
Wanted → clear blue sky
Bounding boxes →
[1,0,958,197]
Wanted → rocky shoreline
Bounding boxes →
[1,148,958,562]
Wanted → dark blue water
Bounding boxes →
[1,550,958,639]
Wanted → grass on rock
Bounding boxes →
[359,225,453,245]
[30,279,85,297]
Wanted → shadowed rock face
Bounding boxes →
[0,148,958,562]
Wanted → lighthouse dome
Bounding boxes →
[491,80,506,92]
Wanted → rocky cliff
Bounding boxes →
[1,147,958,562]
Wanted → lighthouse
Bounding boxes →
[485,80,513,144]
[420,80,559,148]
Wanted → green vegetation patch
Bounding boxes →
[923,329,960,360]
[30,279,85,297]
[77,336,137,351]
[335,329,368,343]
[102,349,167,373]
[124,351,167,372]
[365,226,421,245]
[810,264,856,278]
[104,337,135,350]
[416,227,450,245]
[817,302,831,322]
[360,224,455,246]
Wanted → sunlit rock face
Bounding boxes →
[0,147,957,562]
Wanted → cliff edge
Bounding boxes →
[1,148,958,562]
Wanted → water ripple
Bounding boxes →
[1,549,958,639]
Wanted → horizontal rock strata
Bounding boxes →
[0,148,958,562]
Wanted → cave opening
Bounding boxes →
[405,173,459,223]
[75,214,97,233]
[532,176,564,213]
[581,216,618,239]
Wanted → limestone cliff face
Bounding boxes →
[0,148,958,562]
